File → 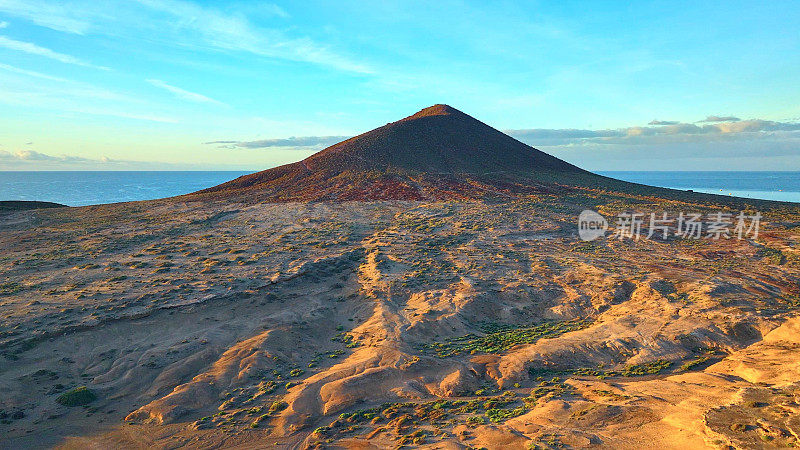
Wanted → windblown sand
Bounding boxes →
[1,192,799,449]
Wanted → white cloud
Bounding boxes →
[0,21,8,29]
[0,62,71,82]
[504,117,800,171]
[0,148,248,171]
[542,134,800,171]
[204,135,350,149]
[136,0,371,73]
[699,115,740,122]
[0,73,178,123]
[507,119,800,147]
[0,149,97,162]
[0,149,187,170]
[146,79,225,106]
[0,35,110,70]
[72,108,179,123]
[0,0,91,34]
[0,0,370,74]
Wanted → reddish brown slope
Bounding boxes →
[192,105,594,201]
[190,105,785,206]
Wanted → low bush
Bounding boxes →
[56,386,97,406]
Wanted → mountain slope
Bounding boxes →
[193,104,595,201]
[191,105,791,208]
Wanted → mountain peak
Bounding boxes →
[403,104,464,121]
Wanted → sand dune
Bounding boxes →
[0,194,797,449]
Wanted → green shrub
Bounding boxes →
[466,415,486,425]
[268,400,288,414]
[486,406,526,423]
[56,386,97,406]
[258,380,277,394]
[313,426,331,436]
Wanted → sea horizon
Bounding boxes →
[1,170,799,206]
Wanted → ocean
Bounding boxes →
[598,171,800,204]
[0,171,798,206]
[0,171,251,207]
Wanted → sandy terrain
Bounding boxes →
[0,187,798,449]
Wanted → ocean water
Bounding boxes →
[598,171,800,203]
[0,171,798,206]
[0,171,252,207]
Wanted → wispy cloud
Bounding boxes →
[73,108,179,123]
[0,148,254,171]
[0,1,91,34]
[0,148,193,170]
[204,136,350,149]
[0,62,70,82]
[1,91,179,123]
[0,149,98,162]
[648,119,679,125]
[0,78,178,123]
[146,79,225,106]
[136,0,371,74]
[0,35,109,70]
[0,0,370,74]
[698,115,740,122]
[0,21,8,29]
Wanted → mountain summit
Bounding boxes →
[195,105,598,201]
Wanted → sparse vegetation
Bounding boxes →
[524,378,574,407]
[422,319,593,357]
[0,282,22,296]
[308,391,531,445]
[678,356,710,372]
[486,406,526,422]
[757,246,785,265]
[620,360,672,376]
[332,331,360,348]
[591,389,629,401]
[466,415,486,425]
[530,359,673,380]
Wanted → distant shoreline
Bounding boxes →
[0,200,66,211]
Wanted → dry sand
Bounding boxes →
[0,191,799,449]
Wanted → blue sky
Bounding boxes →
[0,0,798,170]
